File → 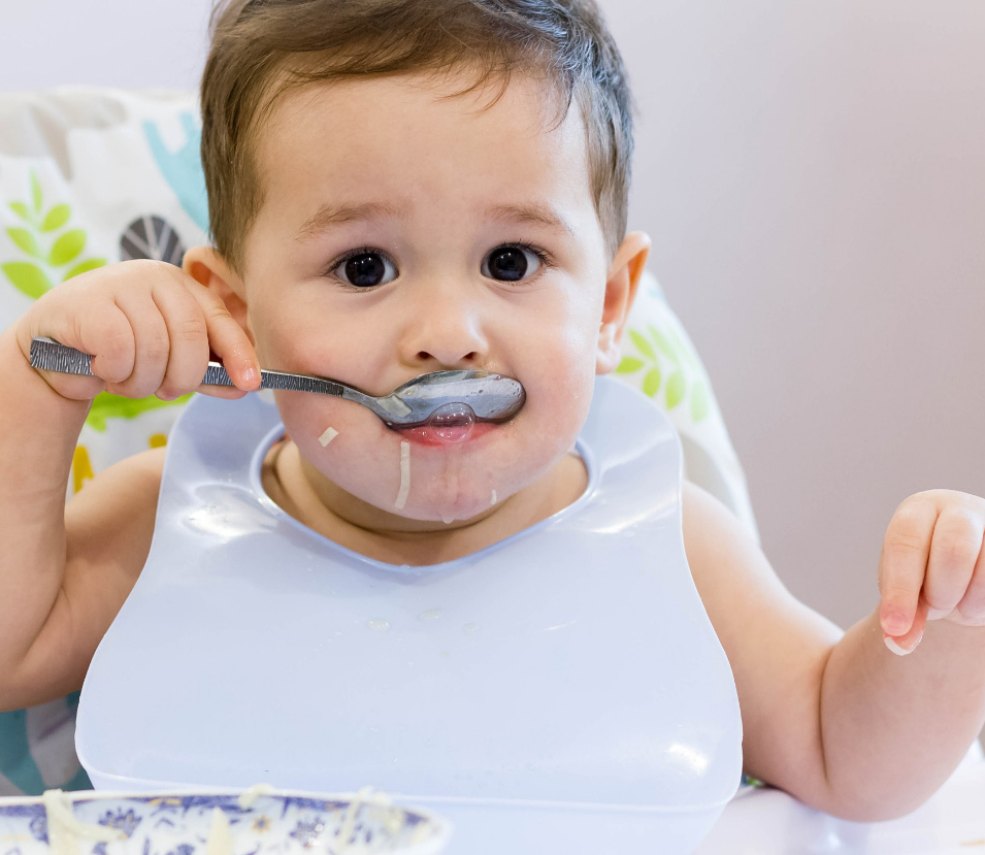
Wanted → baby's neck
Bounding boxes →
[261,440,587,566]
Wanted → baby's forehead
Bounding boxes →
[251,70,593,200]
[256,67,581,157]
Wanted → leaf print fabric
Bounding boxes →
[2,173,107,299]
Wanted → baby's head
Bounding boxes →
[200,0,635,269]
[186,0,651,531]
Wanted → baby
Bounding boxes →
[1,0,985,842]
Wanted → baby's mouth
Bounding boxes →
[394,401,494,446]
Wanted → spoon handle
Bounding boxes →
[204,363,346,397]
[29,337,347,398]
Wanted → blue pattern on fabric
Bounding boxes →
[144,112,209,234]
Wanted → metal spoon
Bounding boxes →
[29,337,525,428]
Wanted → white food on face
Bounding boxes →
[490,489,498,507]
[394,441,411,509]
[42,789,125,854]
[318,426,340,447]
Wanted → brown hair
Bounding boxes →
[201,0,635,269]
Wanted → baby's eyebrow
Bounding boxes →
[294,200,575,241]
[486,203,575,237]
[295,201,403,241]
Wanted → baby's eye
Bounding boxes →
[481,244,543,282]
[331,250,398,288]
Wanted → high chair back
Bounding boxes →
[0,87,756,796]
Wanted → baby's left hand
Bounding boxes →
[879,490,985,654]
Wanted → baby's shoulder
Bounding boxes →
[681,479,790,631]
[70,445,167,503]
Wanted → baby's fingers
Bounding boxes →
[882,599,926,656]
[187,280,260,395]
[953,544,985,625]
[150,278,212,400]
[878,495,938,645]
[923,504,985,621]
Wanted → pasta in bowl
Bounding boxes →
[0,785,451,854]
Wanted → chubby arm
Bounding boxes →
[1,441,165,709]
[683,481,985,821]
[0,259,258,710]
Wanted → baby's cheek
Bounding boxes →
[275,395,363,464]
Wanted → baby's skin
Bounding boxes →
[1,70,984,822]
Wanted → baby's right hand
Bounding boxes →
[16,260,260,402]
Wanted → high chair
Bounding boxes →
[1,87,981,853]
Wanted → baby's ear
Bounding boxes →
[182,246,253,341]
[596,231,651,374]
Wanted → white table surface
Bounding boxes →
[698,759,985,854]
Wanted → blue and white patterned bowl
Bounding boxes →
[0,787,451,854]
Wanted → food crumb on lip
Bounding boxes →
[318,426,339,447]
[490,489,498,506]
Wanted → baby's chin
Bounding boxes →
[395,492,505,528]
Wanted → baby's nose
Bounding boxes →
[398,282,489,368]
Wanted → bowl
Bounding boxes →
[0,786,451,854]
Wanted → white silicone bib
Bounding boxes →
[77,377,742,853]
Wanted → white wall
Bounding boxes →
[606,1,985,629]
[0,1,209,92]
[2,2,983,630]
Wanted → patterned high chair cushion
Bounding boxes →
[0,88,756,795]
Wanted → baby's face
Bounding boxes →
[237,71,618,526]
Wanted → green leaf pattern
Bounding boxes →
[0,262,51,299]
[9,201,31,221]
[1,172,107,298]
[1,171,183,431]
[41,204,71,232]
[7,227,43,259]
[617,319,713,424]
[86,392,193,433]
[49,229,87,267]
